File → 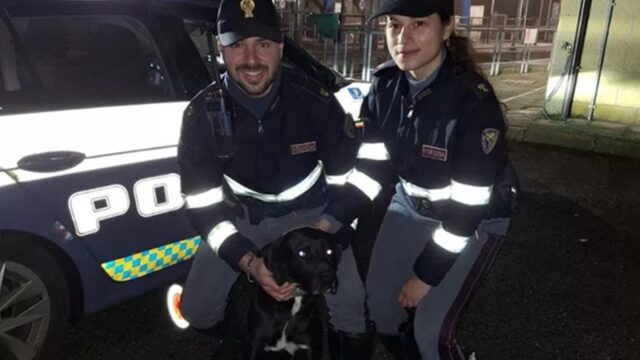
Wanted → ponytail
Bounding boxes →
[437,12,487,81]
[446,33,487,80]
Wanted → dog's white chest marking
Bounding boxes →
[290,295,303,316]
[264,296,309,355]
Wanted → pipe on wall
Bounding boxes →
[517,0,525,26]
[457,0,471,18]
[561,0,593,120]
[538,0,546,26]
[523,0,530,27]
[587,0,616,121]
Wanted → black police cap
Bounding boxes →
[369,0,454,21]
[217,0,282,46]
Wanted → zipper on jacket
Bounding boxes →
[407,103,415,119]
[407,88,432,119]
[404,96,415,119]
[257,118,264,134]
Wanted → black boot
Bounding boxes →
[398,312,422,360]
[327,327,374,360]
[378,334,404,359]
[378,333,421,360]
[380,308,421,360]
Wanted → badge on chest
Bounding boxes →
[290,141,317,155]
[422,145,448,162]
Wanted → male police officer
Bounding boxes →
[175,0,376,357]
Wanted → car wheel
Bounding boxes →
[0,236,70,360]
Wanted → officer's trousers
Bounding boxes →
[180,206,368,335]
[366,185,509,360]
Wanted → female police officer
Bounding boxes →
[355,0,518,358]
[172,0,376,358]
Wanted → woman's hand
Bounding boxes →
[398,276,431,308]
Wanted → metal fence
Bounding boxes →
[289,14,557,81]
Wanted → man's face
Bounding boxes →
[385,13,452,81]
[219,36,284,96]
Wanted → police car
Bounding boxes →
[0,0,370,358]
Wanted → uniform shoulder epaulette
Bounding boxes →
[184,81,221,121]
[282,62,295,71]
[192,80,222,102]
[372,60,399,78]
[458,70,493,100]
[287,69,332,103]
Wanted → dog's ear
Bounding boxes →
[332,237,343,263]
[327,235,342,267]
[262,240,290,286]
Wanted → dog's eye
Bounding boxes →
[326,249,333,256]
[297,250,307,258]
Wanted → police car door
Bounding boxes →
[0,4,200,285]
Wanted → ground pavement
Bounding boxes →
[491,69,640,159]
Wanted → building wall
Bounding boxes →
[546,0,640,124]
[471,0,521,17]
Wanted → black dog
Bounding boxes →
[243,227,342,360]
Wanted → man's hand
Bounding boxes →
[239,252,295,302]
[398,276,431,308]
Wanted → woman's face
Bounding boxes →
[385,13,452,81]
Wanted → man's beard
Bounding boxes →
[234,65,274,96]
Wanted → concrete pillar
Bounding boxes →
[457,0,471,18]
[517,0,525,26]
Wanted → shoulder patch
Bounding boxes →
[481,128,500,154]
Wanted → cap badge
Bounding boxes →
[240,0,255,18]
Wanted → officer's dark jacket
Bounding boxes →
[357,55,515,286]
[178,67,367,270]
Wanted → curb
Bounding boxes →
[505,113,640,160]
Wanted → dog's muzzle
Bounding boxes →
[308,269,339,295]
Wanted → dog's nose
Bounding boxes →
[319,269,334,280]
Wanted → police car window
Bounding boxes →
[183,19,216,78]
[0,17,20,107]
[0,15,173,115]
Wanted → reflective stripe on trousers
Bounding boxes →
[366,183,509,360]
